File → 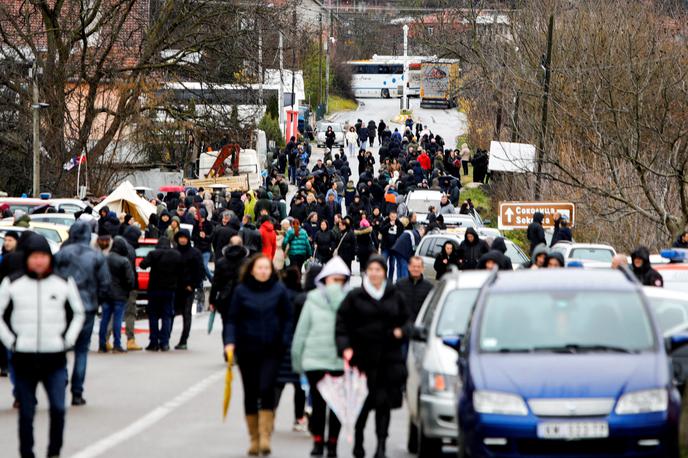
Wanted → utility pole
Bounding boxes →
[291,10,296,112]
[278,32,284,134]
[318,13,323,108]
[402,24,409,111]
[31,61,40,197]
[258,20,263,106]
[325,10,331,114]
[535,14,554,201]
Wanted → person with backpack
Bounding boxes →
[54,221,111,406]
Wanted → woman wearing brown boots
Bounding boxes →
[224,254,292,455]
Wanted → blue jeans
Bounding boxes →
[147,291,175,348]
[382,250,397,281]
[99,301,125,349]
[396,257,409,280]
[289,165,297,184]
[202,251,213,281]
[71,311,95,397]
[15,363,67,458]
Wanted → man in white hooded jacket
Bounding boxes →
[0,233,84,458]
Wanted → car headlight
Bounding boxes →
[428,372,459,394]
[615,389,668,415]
[473,390,528,416]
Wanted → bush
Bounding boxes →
[258,114,285,149]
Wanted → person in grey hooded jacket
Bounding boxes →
[54,221,111,406]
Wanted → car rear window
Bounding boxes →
[569,248,614,263]
[436,289,480,337]
[479,291,654,353]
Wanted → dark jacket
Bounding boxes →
[336,284,409,409]
[240,223,263,255]
[527,212,547,254]
[459,227,489,271]
[391,229,421,261]
[54,221,111,312]
[210,245,249,315]
[228,192,245,219]
[194,219,214,253]
[477,250,511,271]
[139,238,183,291]
[631,247,664,287]
[336,229,357,264]
[314,229,337,262]
[223,275,292,356]
[212,219,239,256]
[434,248,461,279]
[107,238,135,302]
[175,231,204,291]
[379,219,404,251]
[550,218,573,247]
[489,237,514,270]
[396,275,433,322]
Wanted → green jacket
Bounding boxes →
[283,228,313,257]
[291,286,346,373]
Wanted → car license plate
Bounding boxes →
[537,421,609,440]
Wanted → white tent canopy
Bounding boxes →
[95,181,156,228]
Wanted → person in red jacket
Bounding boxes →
[418,150,432,172]
[259,217,277,260]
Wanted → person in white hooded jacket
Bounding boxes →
[0,233,85,458]
[291,256,351,457]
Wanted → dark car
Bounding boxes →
[445,269,686,458]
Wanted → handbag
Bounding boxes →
[332,234,346,257]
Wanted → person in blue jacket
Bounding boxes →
[224,254,292,456]
[391,217,421,280]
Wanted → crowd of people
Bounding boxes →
[0,110,678,458]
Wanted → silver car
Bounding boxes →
[315,121,344,148]
[406,270,491,457]
[415,232,529,281]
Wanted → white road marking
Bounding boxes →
[71,370,224,458]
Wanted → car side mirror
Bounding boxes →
[411,325,428,342]
[667,333,688,353]
[442,336,462,351]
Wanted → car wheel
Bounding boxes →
[381,88,390,98]
[407,420,419,454]
[418,423,442,458]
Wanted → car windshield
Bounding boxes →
[136,246,156,258]
[479,291,654,353]
[407,198,439,214]
[646,296,688,334]
[32,227,62,243]
[569,248,614,262]
[436,289,480,337]
[505,243,528,265]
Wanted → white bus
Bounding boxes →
[348,55,434,99]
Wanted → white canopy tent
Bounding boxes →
[95,181,156,228]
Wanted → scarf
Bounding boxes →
[362,276,386,301]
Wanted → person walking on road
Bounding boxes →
[99,238,135,353]
[283,219,313,270]
[336,256,409,458]
[194,209,215,281]
[173,230,203,350]
[396,256,433,322]
[358,124,369,151]
[391,218,421,280]
[224,255,292,456]
[367,120,377,147]
[345,127,358,158]
[335,218,357,271]
[314,219,337,264]
[434,241,461,279]
[459,227,489,271]
[54,221,111,406]
[527,212,547,255]
[117,228,143,351]
[139,237,182,352]
[631,247,664,287]
[379,211,404,281]
[292,257,351,457]
[0,235,85,458]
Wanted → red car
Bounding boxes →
[135,238,159,307]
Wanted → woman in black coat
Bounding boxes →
[325,126,336,151]
[335,218,357,270]
[224,255,292,456]
[459,227,489,270]
[314,220,336,263]
[433,240,461,280]
[336,256,408,458]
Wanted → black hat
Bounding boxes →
[366,254,388,274]
[4,230,19,241]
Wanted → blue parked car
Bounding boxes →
[447,269,686,457]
